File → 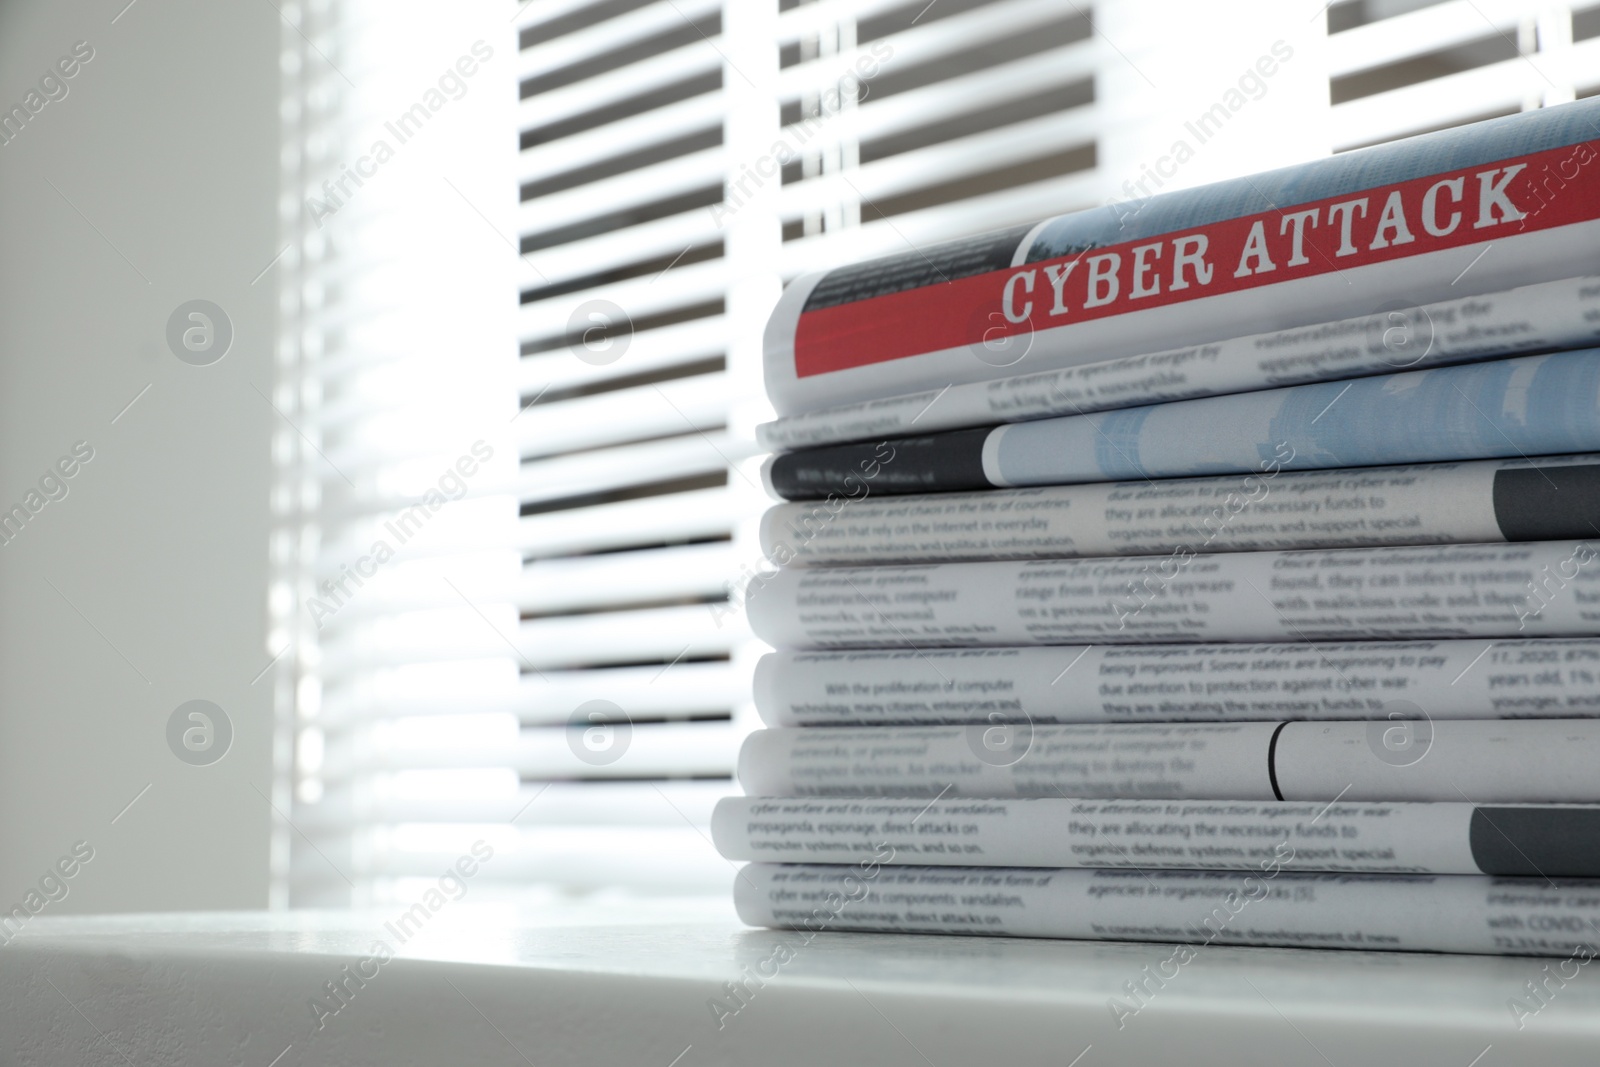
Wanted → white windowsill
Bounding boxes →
[4,898,1594,1065]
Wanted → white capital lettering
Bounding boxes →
[1042,261,1078,316]
[1083,253,1121,308]
[1474,165,1527,229]
[1421,177,1463,236]
[1368,190,1415,250]
[1169,234,1212,290]
[1001,270,1035,324]
[1278,209,1318,266]
[1327,198,1369,256]
[1130,243,1162,298]
[1232,220,1276,277]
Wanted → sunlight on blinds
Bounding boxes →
[272,0,1598,906]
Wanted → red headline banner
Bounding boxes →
[793,139,1600,378]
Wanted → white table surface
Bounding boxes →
[3,898,1595,1066]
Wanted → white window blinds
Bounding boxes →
[271,1,525,907]
[273,0,1597,907]
[1327,0,1600,150]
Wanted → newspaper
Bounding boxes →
[736,720,1600,802]
[735,863,1600,957]
[764,99,1600,415]
[762,454,1600,565]
[753,639,1600,726]
[758,275,1600,449]
[764,349,1600,498]
[746,541,1600,648]
[713,797,1600,876]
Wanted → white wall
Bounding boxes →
[0,0,280,912]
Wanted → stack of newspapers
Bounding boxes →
[715,96,1600,958]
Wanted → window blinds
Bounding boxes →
[1328,0,1600,150]
[273,0,1598,907]
[272,1,525,906]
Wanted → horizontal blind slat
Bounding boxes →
[517,91,724,184]
[518,487,736,557]
[1327,0,1600,77]
[778,104,1098,216]
[519,146,725,236]
[1330,37,1600,149]
[519,314,726,388]
[518,258,728,341]
[321,719,738,777]
[516,603,747,667]
[519,38,721,131]
[515,431,747,505]
[518,541,735,613]
[785,40,1097,156]
[517,209,726,293]
[778,169,1103,275]
[775,0,1082,99]
[295,780,727,829]
[321,661,738,723]
[517,372,730,456]
[519,0,721,81]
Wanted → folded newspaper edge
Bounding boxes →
[758,274,1600,450]
[736,720,1600,804]
[733,862,1600,957]
[764,348,1600,499]
[712,796,1600,876]
[761,453,1600,566]
[745,540,1600,648]
[752,638,1600,727]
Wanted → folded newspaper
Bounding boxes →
[735,863,1600,957]
[758,274,1600,450]
[737,720,1600,803]
[746,541,1600,648]
[753,639,1600,726]
[762,453,1600,566]
[764,97,1600,416]
[764,348,1600,498]
[714,797,1600,876]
